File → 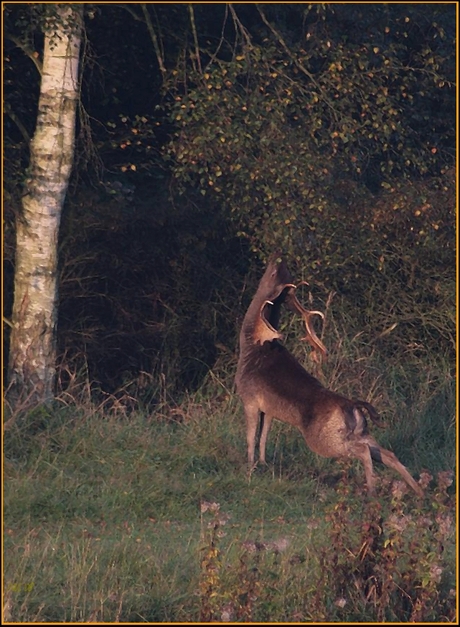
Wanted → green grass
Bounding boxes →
[3,352,456,622]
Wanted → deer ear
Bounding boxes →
[253,300,283,344]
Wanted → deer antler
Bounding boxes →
[285,282,327,361]
[270,283,297,302]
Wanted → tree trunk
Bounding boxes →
[7,5,83,408]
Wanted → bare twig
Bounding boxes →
[188,3,202,74]
[141,4,166,75]
[3,316,14,329]
[204,4,229,71]
[256,5,338,121]
[4,103,30,144]
[256,5,316,81]
[228,4,252,50]
[118,3,143,22]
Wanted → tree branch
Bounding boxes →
[118,4,143,21]
[188,3,202,74]
[141,4,166,75]
[204,4,229,71]
[4,103,31,144]
[256,6,316,83]
[228,4,253,50]
[5,33,42,76]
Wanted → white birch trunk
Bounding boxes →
[7,5,83,406]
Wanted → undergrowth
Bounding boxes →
[3,338,457,622]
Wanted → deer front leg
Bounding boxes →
[258,414,274,465]
[244,403,260,473]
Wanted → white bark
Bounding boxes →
[8,5,83,406]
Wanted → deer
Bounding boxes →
[235,256,423,497]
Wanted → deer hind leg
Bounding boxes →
[369,444,424,497]
[258,414,273,465]
[348,440,377,495]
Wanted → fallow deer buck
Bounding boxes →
[235,257,423,497]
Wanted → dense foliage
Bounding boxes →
[167,4,454,250]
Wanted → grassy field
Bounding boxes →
[3,343,457,623]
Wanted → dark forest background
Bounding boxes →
[3,3,456,405]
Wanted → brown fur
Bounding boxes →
[235,258,423,497]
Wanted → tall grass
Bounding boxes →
[3,336,456,622]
